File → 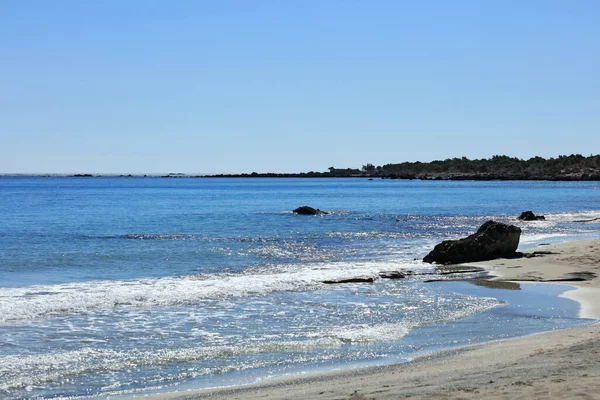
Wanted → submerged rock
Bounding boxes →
[379,271,406,279]
[518,211,545,221]
[379,270,415,279]
[423,220,521,264]
[293,206,328,215]
[322,277,375,284]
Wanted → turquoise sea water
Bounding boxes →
[0,177,599,399]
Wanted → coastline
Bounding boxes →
[141,239,600,400]
[473,238,600,320]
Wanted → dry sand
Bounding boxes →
[144,239,600,400]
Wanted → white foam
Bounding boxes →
[0,334,353,392]
[331,322,411,343]
[516,210,600,247]
[0,300,501,393]
[0,260,425,323]
[519,232,573,246]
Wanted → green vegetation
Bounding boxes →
[368,154,600,180]
[209,154,600,180]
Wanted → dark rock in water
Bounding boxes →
[518,211,545,221]
[573,217,600,223]
[379,270,415,279]
[379,271,406,279]
[293,206,328,215]
[322,277,375,284]
[435,266,485,275]
[423,220,521,264]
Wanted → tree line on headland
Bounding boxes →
[209,154,600,181]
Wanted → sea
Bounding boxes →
[1,177,599,399]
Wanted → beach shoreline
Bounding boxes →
[142,238,600,400]
[474,238,600,320]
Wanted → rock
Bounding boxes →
[293,206,328,215]
[573,217,600,223]
[379,271,406,279]
[322,277,375,284]
[379,270,415,279]
[518,211,545,221]
[423,220,521,264]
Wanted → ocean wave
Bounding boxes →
[0,343,339,393]
[88,210,600,245]
[0,260,427,323]
[122,233,206,240]
[0,295,501,394]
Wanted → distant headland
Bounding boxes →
[207,154,600,181]
[5,154,600,181]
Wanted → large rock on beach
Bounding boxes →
[518,211,546,221]
[423,220,521,264]
[293,206,328,215]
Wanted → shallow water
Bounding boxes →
[0,177,599,399]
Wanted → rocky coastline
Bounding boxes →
[199,154,600,181]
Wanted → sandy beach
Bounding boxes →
[145,238,600,400]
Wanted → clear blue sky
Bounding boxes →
[1,1,598,174]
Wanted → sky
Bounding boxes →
[1,1,599,174]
